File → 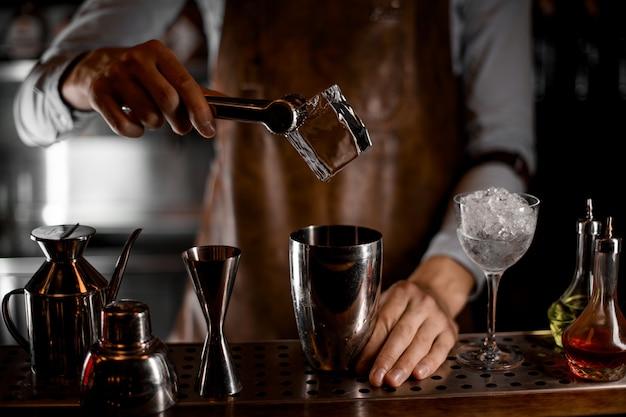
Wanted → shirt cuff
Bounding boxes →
[25,52,96,146]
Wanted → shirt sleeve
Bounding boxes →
[423,0,535,300]
[13,0,189,147]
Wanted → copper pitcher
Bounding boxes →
[2,224,140,380]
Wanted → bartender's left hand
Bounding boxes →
[355,256,474,387]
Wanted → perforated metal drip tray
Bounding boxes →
[1,331,626,408]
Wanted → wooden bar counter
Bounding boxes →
[1,331,625,416]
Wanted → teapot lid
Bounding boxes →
[31,224,96,242]
[26,224,108,295]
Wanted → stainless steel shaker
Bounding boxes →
[289,225,383,371]
[80,299,179,415]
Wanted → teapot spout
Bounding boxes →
[107,228,143,302]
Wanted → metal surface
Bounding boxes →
[205,94,307,135]
[289,225,382,371]
[183,245,242,398]
[80,300,178,416]
[1,331,626,409]
[107,228,143,301]
[2,225,109,379]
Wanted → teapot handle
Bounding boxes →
[2,289,29,350]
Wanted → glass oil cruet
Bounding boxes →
[547,198,602,348]
[562,216,626,381]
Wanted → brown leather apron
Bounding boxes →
[192,0,462,342]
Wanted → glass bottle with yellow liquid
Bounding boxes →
[547,198,602,348]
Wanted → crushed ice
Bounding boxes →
[458,187,537,240]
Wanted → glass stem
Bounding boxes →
[483,271,503,360]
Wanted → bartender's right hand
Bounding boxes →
[60,39,217,139]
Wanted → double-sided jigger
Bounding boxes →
[182,245,242,398]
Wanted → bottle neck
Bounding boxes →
[592,250,620,305]
[566,231,597,298]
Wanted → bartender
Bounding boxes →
[13,0,535,388]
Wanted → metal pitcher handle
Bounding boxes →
[2,288,29,350]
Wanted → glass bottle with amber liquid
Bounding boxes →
[562,217,626,381]
[547,198,602,348]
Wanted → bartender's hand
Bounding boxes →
[61,39,217,139]
[355,256,474,387]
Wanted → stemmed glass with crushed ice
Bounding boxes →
[454,187,540,370]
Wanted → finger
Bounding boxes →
[381,304,459,387]
[368,300,432,387]
[156,50,216,138]
[411,330,457,380]
[379,309,449,387]
[87,57,163,137]
[110,89,165,133]
[367,317,422,387]
[359,286,425,383]
[122,58,193,136]
[354,287,408,374]
[90,89,145,138]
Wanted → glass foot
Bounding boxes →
[455,343,524,371]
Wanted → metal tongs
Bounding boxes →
[205,85,372,181]
[204,94,307,135]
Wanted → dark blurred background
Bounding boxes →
[499,0,626,332]
[1,0,625,342]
